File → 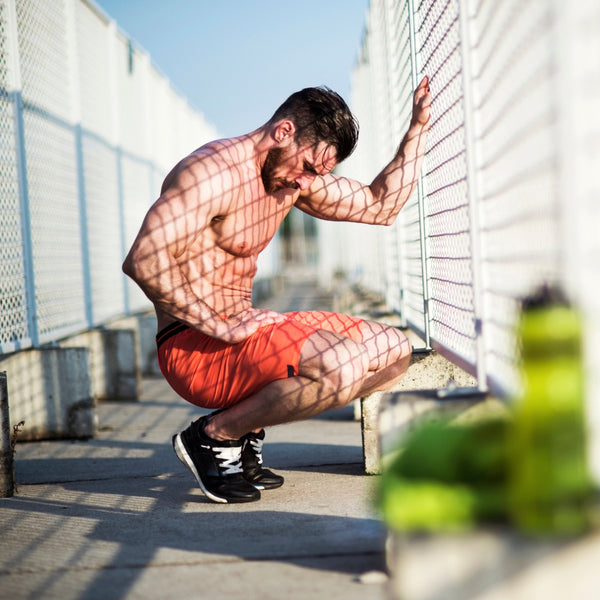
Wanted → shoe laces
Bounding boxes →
[213,446,243,476]
[247,437,264,465]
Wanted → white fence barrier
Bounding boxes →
[0,0,219,353]
[320,0,600,477]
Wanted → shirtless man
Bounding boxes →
[122,77,431,503]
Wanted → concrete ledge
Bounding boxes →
[60,328,140,401]
[109,312,160,377]
[361,348,479,474]
[0,314,151,442]
[0,347,96,441]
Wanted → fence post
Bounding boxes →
[65,0,94,329]
[407,0,432,349]
[6,0,39,348]
[106,20,131,316]
[457,0,488,391]
[0,372,14,498]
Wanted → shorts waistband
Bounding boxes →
[156,321,189,349]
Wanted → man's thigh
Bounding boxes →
[158,317,317,409]
[285,310,364,340]
[358,319,411,370]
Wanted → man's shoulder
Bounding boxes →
[161,137,255,210]
[185,137,254,184]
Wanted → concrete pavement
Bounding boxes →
[1,376,388,600]
[0,272,390,600]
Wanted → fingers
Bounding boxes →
[236,307,286,326]
[411,75,431,127]
[415,75,431,99]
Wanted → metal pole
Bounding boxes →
[6,0,39,348]
[106,21,131,316]
[66,0,94,329]
[407,0,432,349]
[0,373,14,498]
[457,0,488,392]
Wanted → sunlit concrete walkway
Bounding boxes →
[0,270,388,600]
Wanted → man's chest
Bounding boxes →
[211,193,295,257]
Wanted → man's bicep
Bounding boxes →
[144,167,221,256]
[132,196,188,259]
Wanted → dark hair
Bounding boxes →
[267,87,359,163]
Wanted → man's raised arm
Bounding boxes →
[296,76,431,225]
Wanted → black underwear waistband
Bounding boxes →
[156,321,189,349]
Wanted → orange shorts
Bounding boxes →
[156,311,364,409]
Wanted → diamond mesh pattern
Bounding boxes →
[17,0,86,341]
[82,133,124,323]
[0,1,30,350]
[325,0,571,395]
[17,0,71,120]
[25,114,85,340]
[75,0,113,137]
[473,0,560,392]
[115,35,148,157]
[0,0,219,353]
[415,0,477,364]
[121,153,153,313]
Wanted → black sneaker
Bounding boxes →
[242,430,284,490]
[172,417,261,503]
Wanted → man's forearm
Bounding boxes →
[368,122,429,225]
[368,75,431,224]
[123,252,232,339]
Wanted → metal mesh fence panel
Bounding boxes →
[17,0,87,342]
[555,0,600,481]
[24,113,86,341]
[75,0,114,139]
[471,0,561,393]
[0,0,30,351]
[147,69,177,175]
[0,0,221,353]
[17,0,71,121]
[114,34,148,158]
[121,152,153,314]
[415,0,478,367]
[323,0,593,398]
[389,0,426,333]
[82,133,124,323]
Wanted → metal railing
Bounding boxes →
[320,0,600,481]
[0,0,219,354]
[323,0,600,398]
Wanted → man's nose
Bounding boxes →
[296,173,316,191]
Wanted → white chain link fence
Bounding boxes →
[319,0,600,477]
[0,0,219,354]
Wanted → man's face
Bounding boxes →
[261,140,337,194]
[261,146,294,193]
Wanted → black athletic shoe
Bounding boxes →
[172,417,261,503]
[242,429,284,490]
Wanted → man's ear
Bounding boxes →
[274,120,296,144]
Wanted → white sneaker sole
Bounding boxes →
[173,433,228,504]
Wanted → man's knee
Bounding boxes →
[299,330,370,401]
[361,321,412,369]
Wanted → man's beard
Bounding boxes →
[261,147,299,193]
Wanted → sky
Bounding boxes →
[93,0,370,138]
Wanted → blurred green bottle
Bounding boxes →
[508,286,594,535]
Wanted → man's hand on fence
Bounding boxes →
[411,75,431,129]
